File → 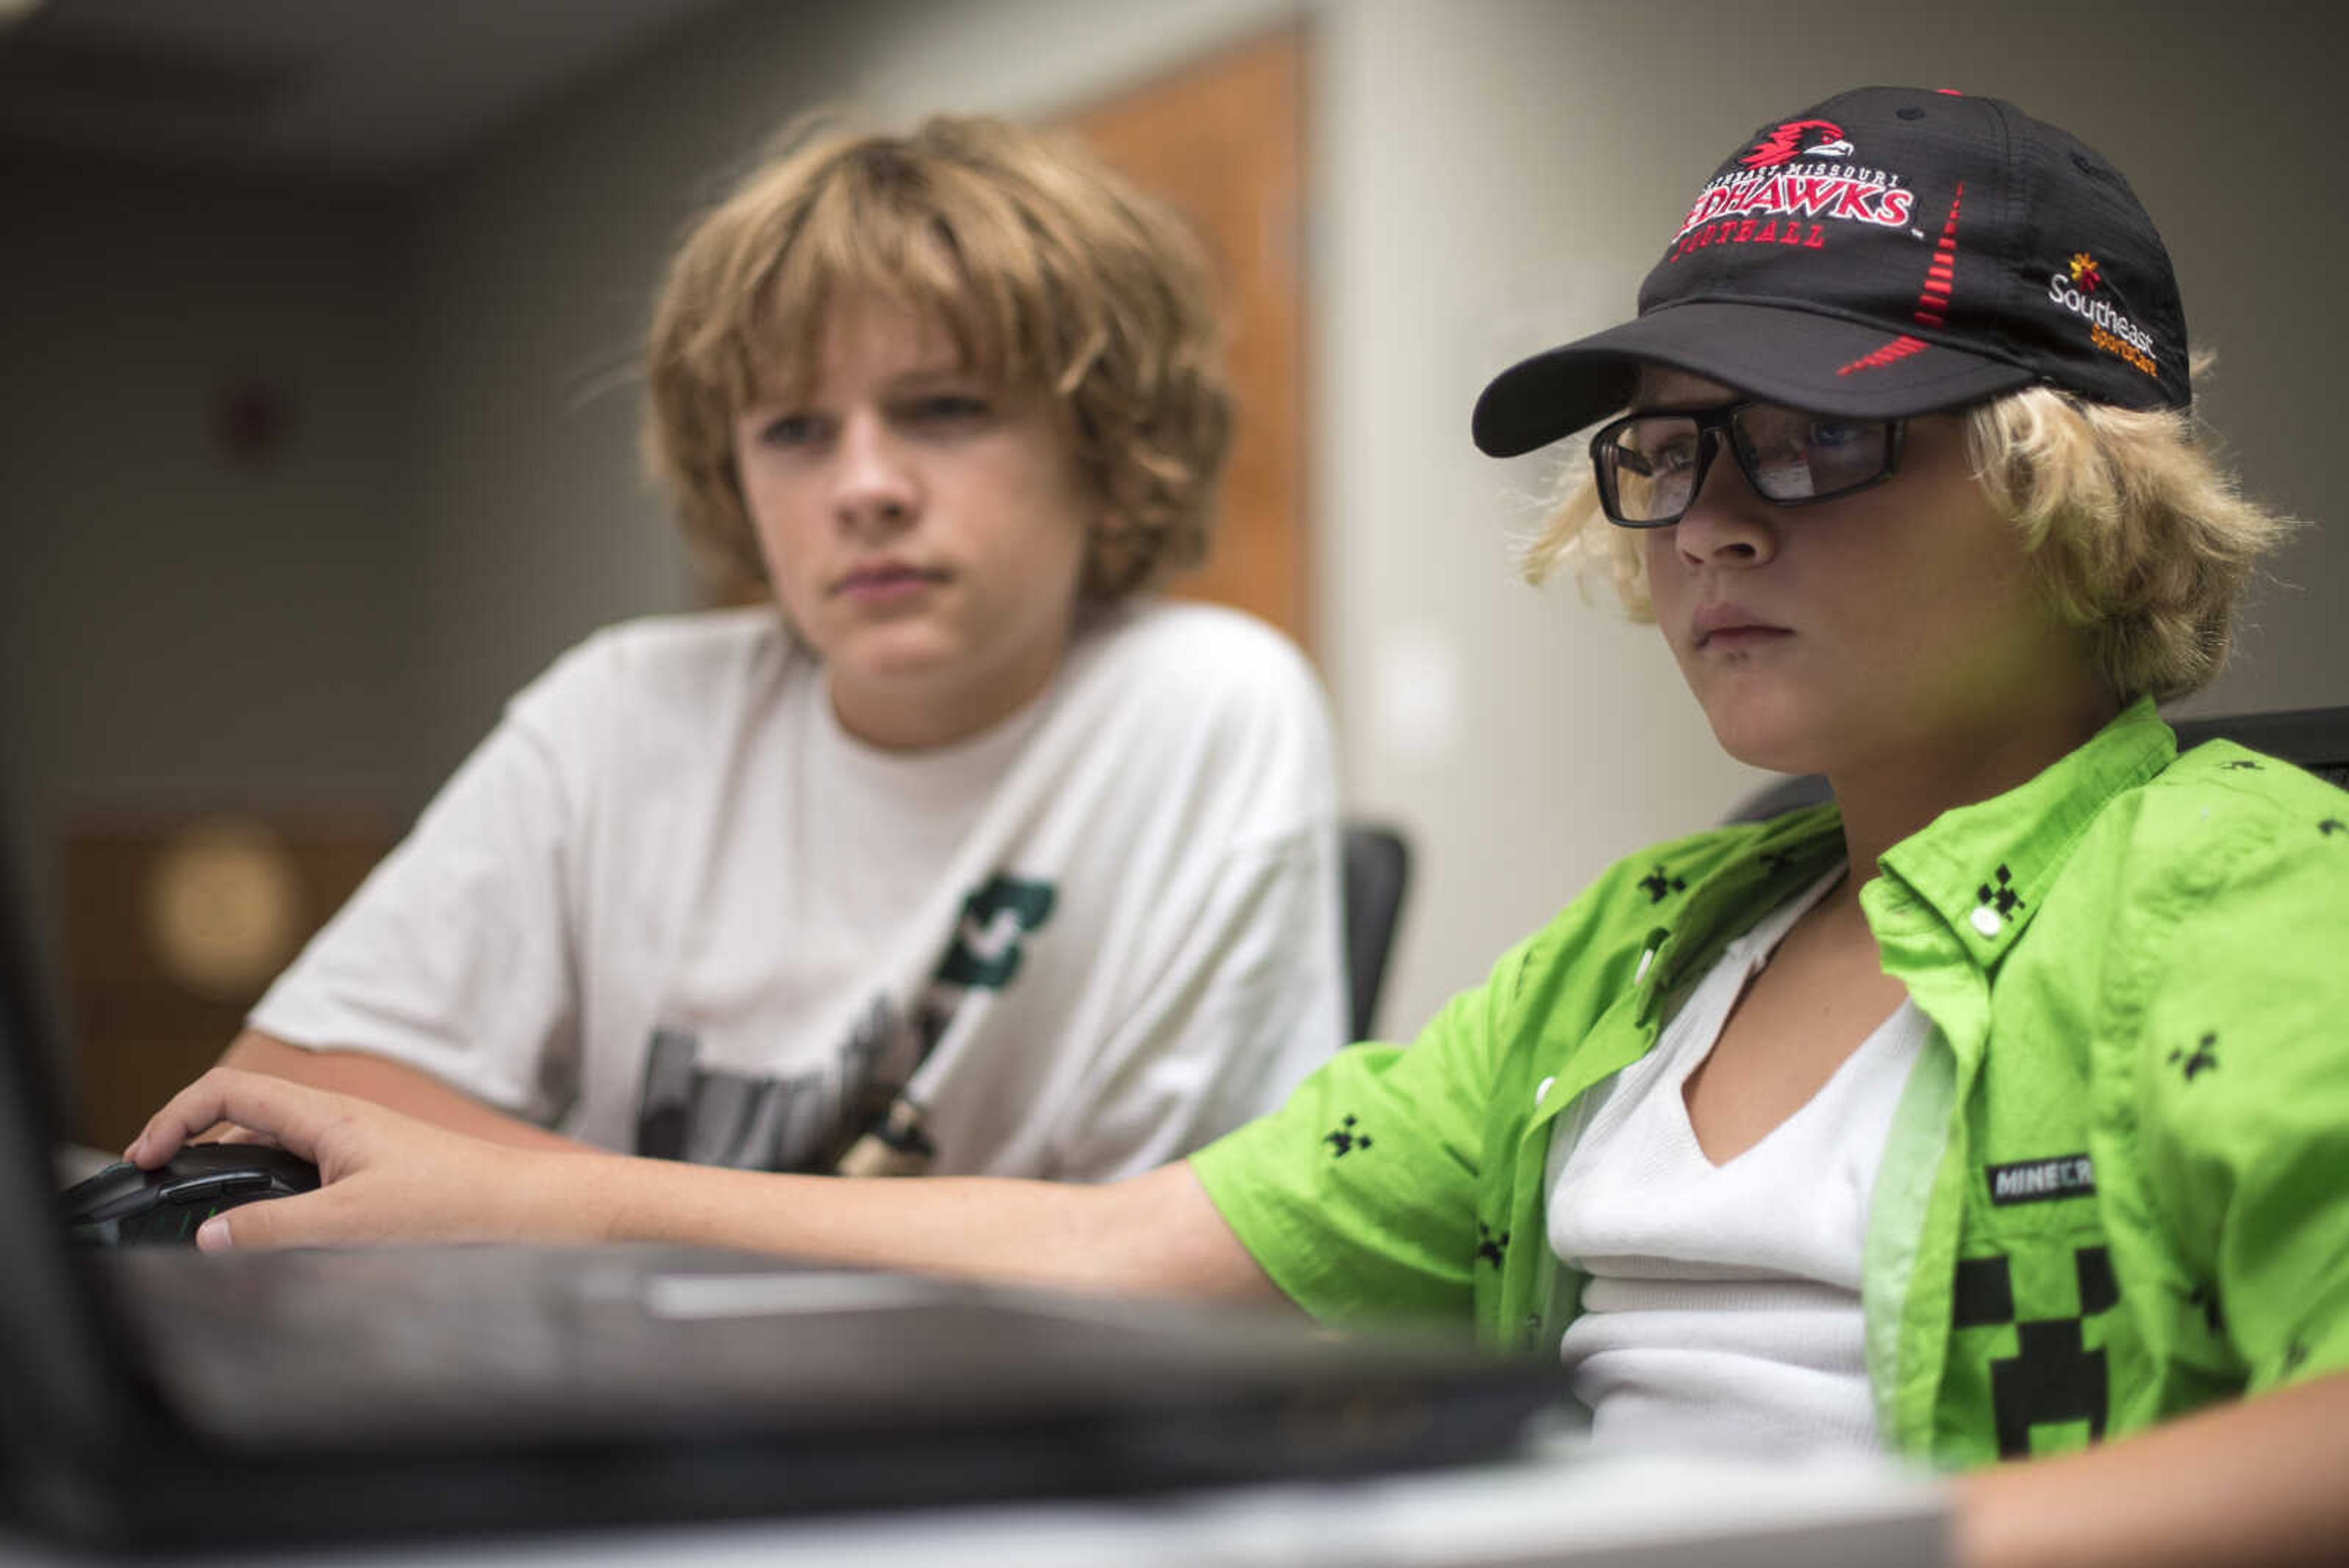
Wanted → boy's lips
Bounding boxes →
[833,560,948,601]
[1691,601,1791,649]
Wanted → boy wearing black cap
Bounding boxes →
[135,88,2349,1568]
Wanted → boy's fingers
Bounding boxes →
[125,1068,240,1164]
[196,1187,340,1252]
[129,1069,333,1169]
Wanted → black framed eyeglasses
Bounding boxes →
[1587,401,1907,527]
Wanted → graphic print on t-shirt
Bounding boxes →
[632,872,1058,1173]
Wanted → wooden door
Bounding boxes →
[1061,26,1312,654]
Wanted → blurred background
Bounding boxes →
[3,0,2339,1145]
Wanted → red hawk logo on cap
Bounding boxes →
[1740,119,1855,169]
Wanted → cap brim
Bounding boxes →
[1471,301,2038,458]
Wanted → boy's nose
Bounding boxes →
[1673,439,1778,568]
[831,413,919,534]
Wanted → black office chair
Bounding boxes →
[2175,705,2349,790]
[1340,822,1411,1041]
[1725,704,2349,823]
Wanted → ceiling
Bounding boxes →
[0,0,749,180]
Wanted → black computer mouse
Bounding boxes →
[61,1143,321,1247]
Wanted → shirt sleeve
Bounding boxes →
[1188,938,1526,1327]
[2135,778,2349,1392]
[245,644,599,1124]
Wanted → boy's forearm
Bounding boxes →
[554,1153,1286,1302]
[144,1062,1284,1305]
[220,1029,586,1153]
[1952,1369,2349,1568]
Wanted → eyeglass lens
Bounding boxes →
[1600,406,1894,523]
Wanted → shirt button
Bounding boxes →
[1970,907,2002,937]
[1535,1076,1556,1105]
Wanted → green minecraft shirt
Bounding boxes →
[1192,698,2349,1466]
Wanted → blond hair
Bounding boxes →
[645,113,1231,602]
[1518,370,2296,703]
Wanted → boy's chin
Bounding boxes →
[820,623,961,678]
[1698,696,1836,781]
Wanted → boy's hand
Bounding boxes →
[125,1068,579,1251]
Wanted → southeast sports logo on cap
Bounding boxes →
[1472,86,2192,459]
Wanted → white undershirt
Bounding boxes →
[1546,868,1927,1456]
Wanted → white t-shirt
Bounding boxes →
[250,600,1349,1180]
[1546,868,1927,1454]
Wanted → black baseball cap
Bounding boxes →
[1472,86,2190,458]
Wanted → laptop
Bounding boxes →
[0,856,1569,1553]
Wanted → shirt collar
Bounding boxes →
[1633,698,2175,1019]
[1638,804,1846,1017]
[1874,696,2176,963]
